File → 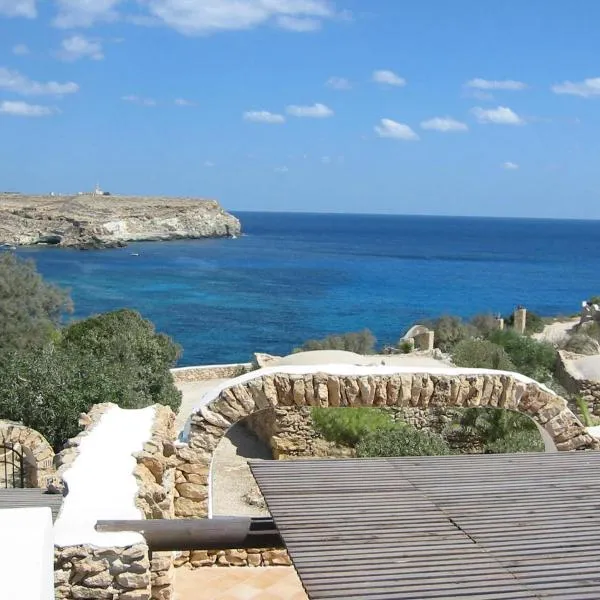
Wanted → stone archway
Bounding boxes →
[175,367,598,518]
[0,421,55,488]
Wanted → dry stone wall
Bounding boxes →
[0,420,55,488]
[174,548,291,569]
[171,363,253,383]
[556,350,600,415]
[177,368,597,520]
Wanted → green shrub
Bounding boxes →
[295,329,376,354]
[588,296,600,305]
[470,314,500,337]
[451,339,516,371]
[311,407,397,447]
[563,333,600,355]
[356,427,452,457]
[576,396,593,427]
[426,316,476,352]
[487,329,557,382]
[446,407,543,454]
[399,340,413,354]
[484,430,544,453]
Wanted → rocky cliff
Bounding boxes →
[0,194,241,249]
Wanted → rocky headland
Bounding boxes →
[0,193,241,249]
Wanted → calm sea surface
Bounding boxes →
[14,212,600,366]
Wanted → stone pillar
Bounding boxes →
[414,331,434,352]
[494,317,504,330]
[513,307,527,335]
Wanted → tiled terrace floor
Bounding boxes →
[174,566,308,600]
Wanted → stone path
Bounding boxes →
[533,318,579,344]
[174,566,307,600]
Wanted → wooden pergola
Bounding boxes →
[250,452,600,599]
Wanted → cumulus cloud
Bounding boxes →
[12,44,30,56]
[0,100,55,117]
[374,118,419,141]
[0,67,79,96]
[58,35,104,61]
[53,0,122,28]
[420,117,468,132]
[466,78,528,91]
[243,110,285,123]
[0,0,36,18]
[274,166,289,173]
[122,95,157,106]
[139,0,335,35]
[502,161,519,170]
[552,77,600,98]
[174,98,196,106]
[471,106,525,125]
[372,70,406,87]
[326,76,351,90]
[286,103,333,118]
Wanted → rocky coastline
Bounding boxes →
[0,193,241,249]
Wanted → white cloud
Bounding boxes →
[321,156,331,164]
[326,76,351,90]
[471,106,525,125]
[122,95,157,106]
[58,35,104,61]
[274,166,289,173]
[0,67,79,96]
[0,0,36,18]
[420,117,468,132]
[53,0,122,28]
[286,102,333,118]
[466,78,527,91]
[502,161,519,170]
[175,98,196,106]
[243,110,285,123]
[0,100,55,117]
[551,77,600,98]
[204,161,215,167]
[276,15,321,31]
[372,70,406,87]
[12,44,30,56]
[140,0,335,35]
[374,118,419,141]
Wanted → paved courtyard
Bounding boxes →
[174,566,307,600]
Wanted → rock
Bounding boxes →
[253,353,282,368]
[71,586,113,599]
[174,497,207,518]
[116,571,150,589]
[0,194,241,249]
[121,545,147,562]
[175,482,208,500]
[83,571,113,588]
[262,550,292,566]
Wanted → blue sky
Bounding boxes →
[1,1,600,218]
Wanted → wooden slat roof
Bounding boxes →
[0,489,63,522]
[250,452,600,600]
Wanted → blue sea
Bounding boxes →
[14,213,600,366]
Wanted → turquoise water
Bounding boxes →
[14,212,600,366]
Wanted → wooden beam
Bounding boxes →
[95,517,284,551]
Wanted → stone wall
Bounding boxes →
[174,548,291,569]
[175,367,597,520]
[0,420,55,488]
[556,350,600,415]
[54,543,152,600]
[171,363,253,383]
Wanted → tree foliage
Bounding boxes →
[427,316,475,352]
[0,255,182,450]
[295,329,376,354]
[0,253,72,352]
